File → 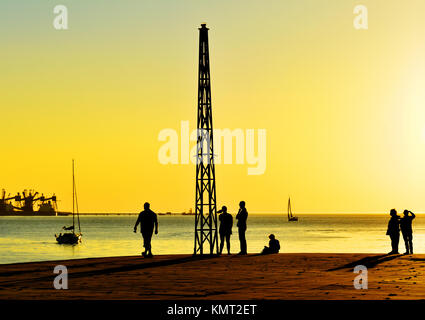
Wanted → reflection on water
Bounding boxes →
[1,214,424,264]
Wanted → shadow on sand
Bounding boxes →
[0,255,217,287]
[327,254,401,271]
[70,255,217,279]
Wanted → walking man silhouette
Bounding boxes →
[400,210,415,255]
[134,202,158,257]
[236,201,248,255]
[217,206,233,255]
[386,209,400,255]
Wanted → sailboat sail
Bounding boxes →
[287,197,298,222]
[288,198,291,220]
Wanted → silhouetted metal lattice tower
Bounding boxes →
[194,24,218,255]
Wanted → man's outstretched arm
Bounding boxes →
[134,215,141,232]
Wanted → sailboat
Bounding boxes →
[55,160,82,244]
[287,197,298,222]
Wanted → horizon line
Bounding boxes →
[55,212,420,215]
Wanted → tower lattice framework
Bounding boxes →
[194,24,218,255]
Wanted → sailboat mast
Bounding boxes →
[72,159,81,234]
[74,167,81,234]
[72,159,75,233]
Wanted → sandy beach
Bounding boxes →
[0,253,424,300]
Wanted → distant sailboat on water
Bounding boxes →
[55,160,82,244]
[287,197,298,222]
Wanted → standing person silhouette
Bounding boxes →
[134,202,158,257]
[217,206,233,255]
[236,201,248,255]
[386,209,400,255]
[400,210,415,255]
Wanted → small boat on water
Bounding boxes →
[287,197,298,222]
[55,160,82,244]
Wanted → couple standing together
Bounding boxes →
[133,201,248,257]
[217,201,248,255]
[386,209,415,255]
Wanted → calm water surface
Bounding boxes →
[1,214,424,264]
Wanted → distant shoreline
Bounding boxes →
[1,212,422,216]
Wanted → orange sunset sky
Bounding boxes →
[2,0,425,213]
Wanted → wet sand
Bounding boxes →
[0,253,424,300]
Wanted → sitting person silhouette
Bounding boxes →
[261,234,280,254]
